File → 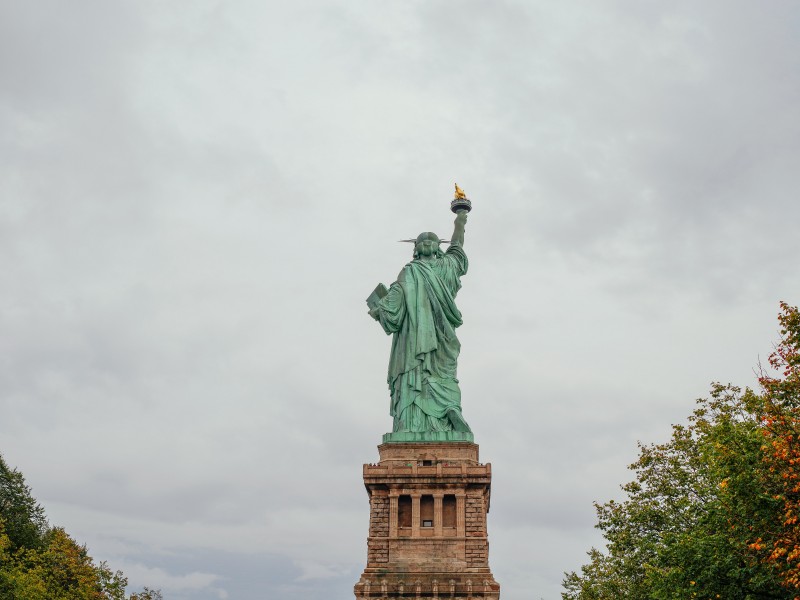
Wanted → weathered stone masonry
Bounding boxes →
[354,442,500,599]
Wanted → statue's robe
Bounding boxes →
[376,244,471,432]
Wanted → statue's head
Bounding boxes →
[413,232,444,259]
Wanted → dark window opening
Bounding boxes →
[421,460,433,466]
[443,495,456,528]
[398,495,412,528]
[420,495,434,527]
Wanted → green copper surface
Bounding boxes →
[382,431,474,443]
[368,209,472,442]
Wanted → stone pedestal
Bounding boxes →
[354,442,500,599]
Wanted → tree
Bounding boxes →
[0,454,48,552]
[1,525,131,600]
[0,454,157,599]
[129,588,163,600]
[758,302,800,590]
[563,384,788,599]
[564,303,800,599]
[96,562,128,600]
[14,527,107,599]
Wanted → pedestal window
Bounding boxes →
[443,494,457,529]
[398,495,412,531]
[420,495,434,529]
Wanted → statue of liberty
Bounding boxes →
[367,186,473,441]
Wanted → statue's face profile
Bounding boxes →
[415,232,440,258]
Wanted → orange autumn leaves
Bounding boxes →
[759,302,800,591]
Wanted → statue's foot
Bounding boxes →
[446,408,472,433]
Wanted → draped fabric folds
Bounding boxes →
[376,244,471,433]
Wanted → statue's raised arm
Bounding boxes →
[451,209,467,247]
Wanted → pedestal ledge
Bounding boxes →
[382,431,474,443]
[376,441,480,464]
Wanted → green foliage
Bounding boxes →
[96,562,129,600]
[0,521,131,600]
[129,588,163,600]
[563,384,789,600]
[0,454,158,600]
[565,305,800,599]
[0,455,48,552]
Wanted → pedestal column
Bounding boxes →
[411,493,421,538]
[456,494,466,538]
[433,494,443,537]
[389,492,399,538]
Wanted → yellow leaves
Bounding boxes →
[771,546,788,560]
[1,527,108,600]
[0,528,10,554]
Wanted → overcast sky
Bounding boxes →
[1,1,799,599]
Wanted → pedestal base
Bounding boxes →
[354,442,500,598]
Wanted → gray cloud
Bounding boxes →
[2,1,799,599]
